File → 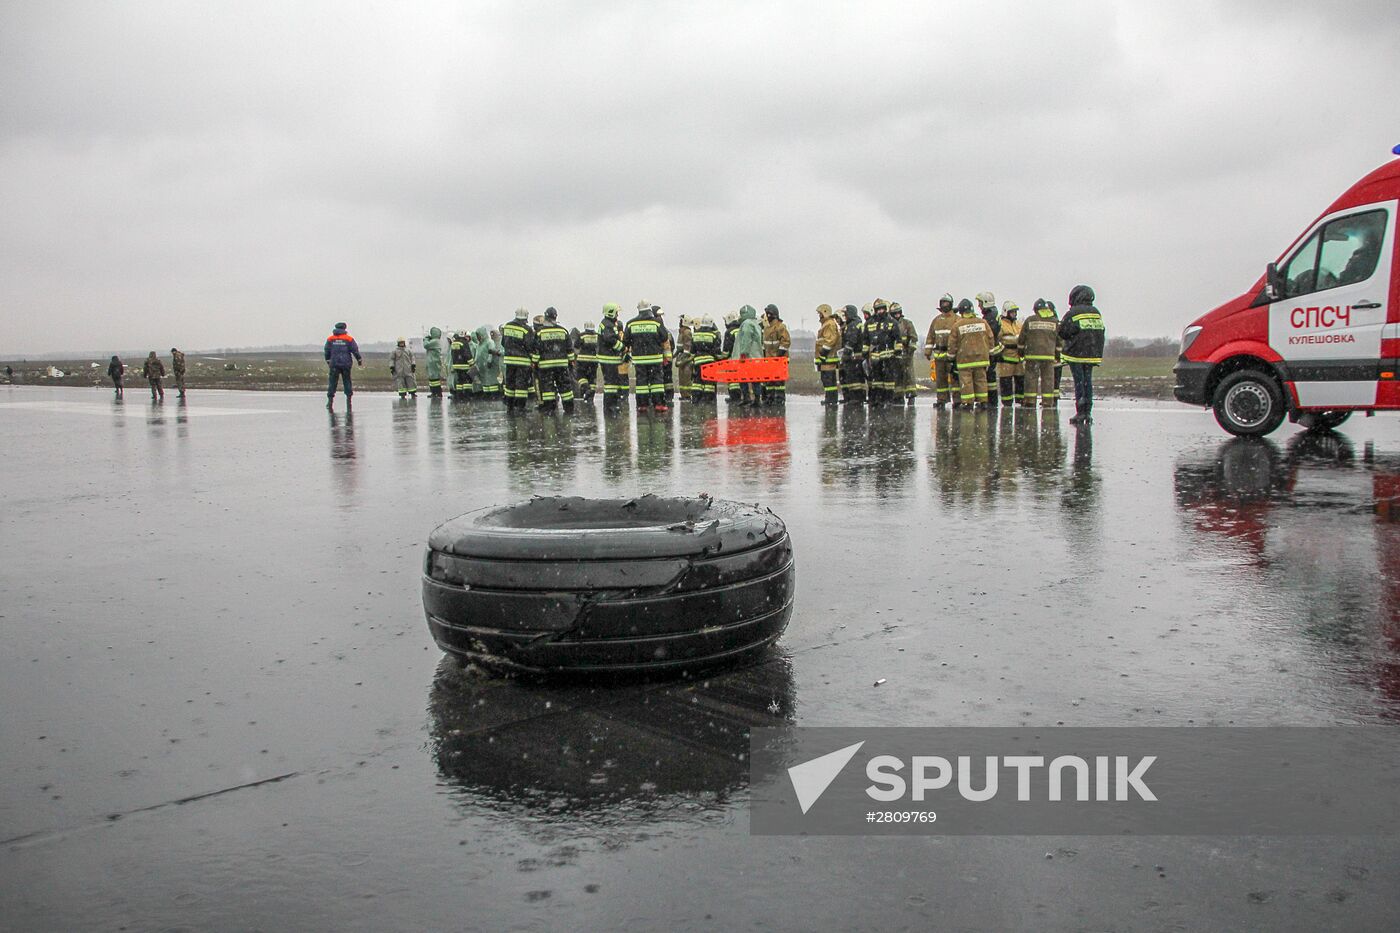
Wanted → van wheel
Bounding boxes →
[1297,410,1351,433]
[1212,370,1285,437]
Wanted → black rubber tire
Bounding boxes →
[428,494,785,560]
[1297,410,1352,433]
[422,496,795,677]
[1212,369,1286,437]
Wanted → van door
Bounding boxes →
[1268,202,1396,408]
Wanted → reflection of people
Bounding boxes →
[327,410,356,460]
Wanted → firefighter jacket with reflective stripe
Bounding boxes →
[499,321,536,367]
[863,315,899,359]
[1017,312,1061,361]
[722,322,739,357]
[762,319,791,356]
[925,310,959,357]
[575,329,599,364]
[623,316,669,365]
[533,324,573,368]
[691,326,720,361]
[450,339,472,370]
[1059,305,1105,364]
[896,318,918,355]
[815,317,841,365]
[598,318,624,364]
[842,316,865,356]
[947,316,995,367]
[997,318,1023,364]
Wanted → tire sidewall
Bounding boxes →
[1213,370,1285,437]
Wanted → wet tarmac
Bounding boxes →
[3,386,1399,930]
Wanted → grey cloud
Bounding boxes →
[2,1,1400,352]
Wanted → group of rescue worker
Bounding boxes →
[416,301,794,415]
[388,284,1106,425]
[818,286,1104,423]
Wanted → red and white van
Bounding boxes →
[1175,149,1400,435]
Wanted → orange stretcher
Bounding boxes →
[700,357,789,384]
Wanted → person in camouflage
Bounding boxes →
[143,351,166,402]
[170,347,187,398]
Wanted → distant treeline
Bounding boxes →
[1105,337,1178,358]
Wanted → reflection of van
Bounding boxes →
[1175,151,1400,436]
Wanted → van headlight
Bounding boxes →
[1180,325,1203,355]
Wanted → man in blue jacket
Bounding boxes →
[324,322,364,410]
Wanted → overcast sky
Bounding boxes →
[3,1,1399,353]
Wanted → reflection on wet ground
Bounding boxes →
[430,652,795,826]
[3,388,1400,930]
[1176,432,1400,718]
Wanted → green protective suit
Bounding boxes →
[473,326,502,390]
[424,327,444,383]
[731,305,764,359]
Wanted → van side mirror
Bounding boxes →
[1264,262,1283,302]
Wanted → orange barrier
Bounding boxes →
[700,357,789,384]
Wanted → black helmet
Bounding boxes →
[545,306,558,321]
[957,298,974,314]
[843,305,860,322]
[1033,298,1049,312]
[1068,285,1095,307]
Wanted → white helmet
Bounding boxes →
[1002,300,1019,314]
[583,320,595,330]
[637,299,651,312]
[701,315,715,328]
[514,307,529,321]
[976,291,996,310]
[724,311,739,325]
